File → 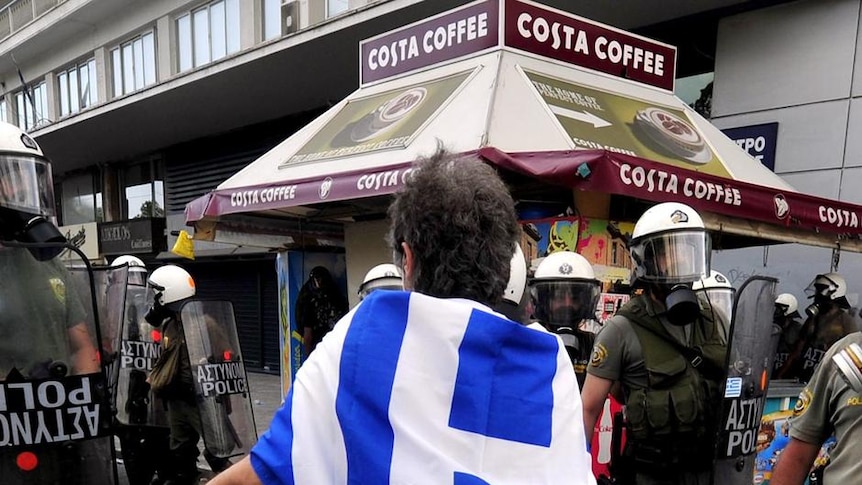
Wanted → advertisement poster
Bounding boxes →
[58,222,99,261]
[524,70,729,178]
[277,251,347,398]
[754,404,834,485]
[285,70,473,165]
[521,216,633,286]
[596,293,629,325]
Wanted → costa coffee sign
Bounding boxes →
[205,163,416,217]
[503,0,676,90]
[360,0,500,85]
[360,0,677,90]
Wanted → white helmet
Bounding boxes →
[0,121,65,254]
[504,244,527,305]
[112,254,148,287]
[147,264,196,307]
[630,202,710,284]
[805,272,850,308]
[693,270,734,326]
[359,263,403,300]
[775,293,800,318]
[530,251,601,327]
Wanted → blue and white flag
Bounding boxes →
[251,290,596,485]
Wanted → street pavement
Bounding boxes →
[116,370,284,484]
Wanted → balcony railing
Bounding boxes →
[0,0,65,42]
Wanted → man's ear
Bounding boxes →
[401,241,414,290]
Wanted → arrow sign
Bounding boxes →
[550,104,612,128]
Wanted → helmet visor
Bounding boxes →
[530,280,601,327]
[632,230,710,283]
[697,287,734,327]
[805,276,839,299]
[128,268,148,287]
[0,155,53,216]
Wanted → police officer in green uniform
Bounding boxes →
[581,202,726,485]
[145,265,230,485]
[529,250,601,388]
[0,123,100,378]
[771,332,862,484]
[0,120,105,483]
[776,273,858,383]
[772,293,803,375]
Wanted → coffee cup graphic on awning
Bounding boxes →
[634,107,710,164]
[524,69,729,178]
[347,88,428,143]
[283,70,473,166]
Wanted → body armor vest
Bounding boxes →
[617,295,726,470]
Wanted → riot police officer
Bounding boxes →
[0,120,115,484]
[772,293,802,376]
[777,273,858,382]
[146,265,231,485]
[494,244,529,323]
[530,250,601,387]
[110,255,174,485]
[581,202,726,485]
[692,269,734,341]
[358,263,403,300]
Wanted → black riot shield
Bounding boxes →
[0,242,118,485]
[712,276,779,485]
[180,300,257,458]
[115,285,169,427]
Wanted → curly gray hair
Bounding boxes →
[387,147,519,306]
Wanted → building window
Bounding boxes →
[177,0,240,73]
[111,31,157,98]
[263,0,281,40]
[675,72,714,119]
[60,172,102,225]
[15,82,48,131]
[0,99,6,124]
[58,58,98,117]
[327,0,348,18]
[121,160,165,219]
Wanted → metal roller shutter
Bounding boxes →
[184,259,278,372]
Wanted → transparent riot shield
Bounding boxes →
[180,300,257,458]
[115,285,169,427]
[70,264,128,408]
[0,242,118,485]
[712,276,779,485]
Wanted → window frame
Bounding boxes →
[176,0,241,73]
[57,57,98,118]
[110,29,158,98]
[262,0,281,41]
[119,158,166,220]
[15,81,48,132]
[326,0,348,18]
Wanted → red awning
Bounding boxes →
[478,147,862,240]
[185,161,415,223]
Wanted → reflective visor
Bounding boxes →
[632,230,710,283]
[697,287,734,329]
[530,280,601,327]
[0,155,53,216]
